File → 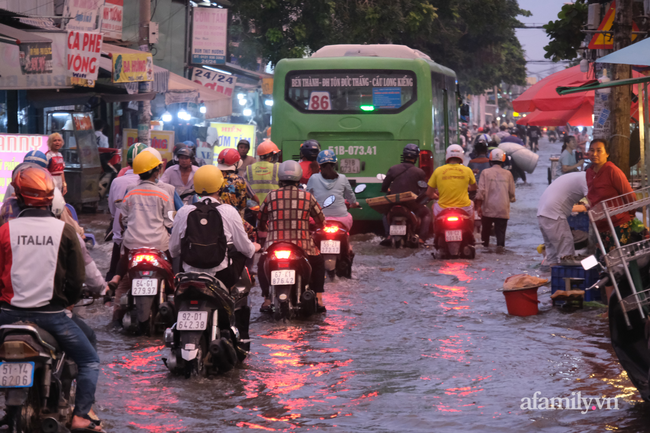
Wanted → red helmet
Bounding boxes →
[217,148,242,171]
[13,166,55,207]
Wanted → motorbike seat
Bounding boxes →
[0,322,60,351]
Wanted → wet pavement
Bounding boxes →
[77,137,650,432]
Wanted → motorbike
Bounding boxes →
[263,242,317,321]
[163,267,253,377]
[432,207,475,259]
[120,247,176,336]
[375,176,428,249]
[98,147,121,199]
[311,184,366,280]
[548,130,557,143]
[0,322,80,433]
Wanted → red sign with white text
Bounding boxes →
[101,0,123,40]
[66,30,103,87]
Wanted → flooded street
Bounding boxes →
[79,137,650,432]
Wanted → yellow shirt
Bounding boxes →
[428,163,476,208]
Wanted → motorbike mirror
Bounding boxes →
[376,173,386,180]
[354,184,367,194]
[300,184,308,190]
[168,211,176,222]
[581,255,599,271]
[322,195,336,208]
[417,180,428,189]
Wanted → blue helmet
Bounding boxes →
[317,149,337,165]
[24,150,47,168]
[403,143,420,160]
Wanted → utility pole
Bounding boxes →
[609,0,634,175]
[138,0,151,145]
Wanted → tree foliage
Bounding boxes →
[229,0,530,94]
[543,0,588,62]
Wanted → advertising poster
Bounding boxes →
[66,30,103,87]
[0,134,49,201]
[123,129,174,166]
[112,53,153,83]
[101,0,123,40]
[191,67,236,96]
[210,122,255,157]
[191,8,227,65]
[19,42,53,75]
[64,0,103,32]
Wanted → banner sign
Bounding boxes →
[66,30,103,87]
[0,32,70,89]
[63,0,103,32]
[112,52,153,83]
[191,67,236,96]
[191,8,227,65]
[0,134,49,201]
[210,122,256,156]
[19,43,53,75]
[101,0,123,40]
[123,129,174,165]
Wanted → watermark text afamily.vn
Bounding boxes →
[521,391,619,414]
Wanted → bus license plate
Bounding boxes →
[445,230,462,242]
[177,311,208,331]
[271,270,295,285]
[132,279,157,296]
[339,159,360,174]
[0,362,34,388]
[320,240,341,254]
[390,225,407,236]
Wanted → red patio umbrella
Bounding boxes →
[513,65,641,112]
[516,102,594,127]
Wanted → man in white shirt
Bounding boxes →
[537,172,588,266]
[170,165,260,289]
[160,147,198,200]
[94,119,110,148]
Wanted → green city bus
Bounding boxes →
[271,44,459,229]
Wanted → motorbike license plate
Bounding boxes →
[445,230,462,242]
[0,362,34,388]
[320,240,341,254]
[271,270,296,285]
[131,278,158,296]
[177,311,208,331]
[390,225,407,236]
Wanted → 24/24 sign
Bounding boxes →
[192,67,237,97]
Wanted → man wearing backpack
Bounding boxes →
[170,165,260,289]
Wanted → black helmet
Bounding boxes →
[403,143,420,160]
[300,139,321,161]
[237,139,250,149]
[176,147,193,158]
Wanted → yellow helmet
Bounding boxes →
[193,165,224,195]
[132,148,163,174]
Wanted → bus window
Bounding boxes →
[446,76,458,145]
[432,73,446,153]
[285,70,416,113]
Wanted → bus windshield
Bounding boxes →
[286,70,416,114]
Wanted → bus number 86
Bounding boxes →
[309,92,331,111]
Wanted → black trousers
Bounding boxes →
[481,217,508,247]
[214,251,247,289]
[105,242,121,281]
[258,253,325,297]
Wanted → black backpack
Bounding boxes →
[181,198,227,268]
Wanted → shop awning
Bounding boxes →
[167,71,231,118]
[516,102,594,127]
[0,23,52,45]
[595,38,650,67]
[26,82,158,108]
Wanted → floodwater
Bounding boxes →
[77,137,650,432]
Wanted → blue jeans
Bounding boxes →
[0,310,99,417]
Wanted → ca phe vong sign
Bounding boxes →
[66,30,103,87]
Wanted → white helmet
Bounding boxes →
[52,187,66,217]
[490,148,506,162]
[142,147,163,162]
[445,144,465,163]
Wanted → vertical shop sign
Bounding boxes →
[101,0,123,40]
[66,30,103,87]
[63,0,103,32]
[191,8,228,65]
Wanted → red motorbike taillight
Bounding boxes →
[447,216,459,222]
[132,254,160,267]
[419,150,434,180]
[324,225,339,234]
[274,250,292,260]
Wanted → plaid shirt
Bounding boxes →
[259,185,325,255]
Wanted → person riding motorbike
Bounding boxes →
[419,144,477,222]
[107,149,174,328]
[0,166,104,432]
[165,143,189,169]
[299,139,321,184]
[468,138,491,185]
[106,142,148,281]
[170,165,261,289]
[237,139,256,177]
[380,143,431,245]
[245,139,281,204]
[257,160,327,313]
[160,147,198,199]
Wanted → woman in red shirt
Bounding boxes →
[586,138,647,254]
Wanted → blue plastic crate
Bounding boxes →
[551,265,601,302]
[567,213,590,232]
